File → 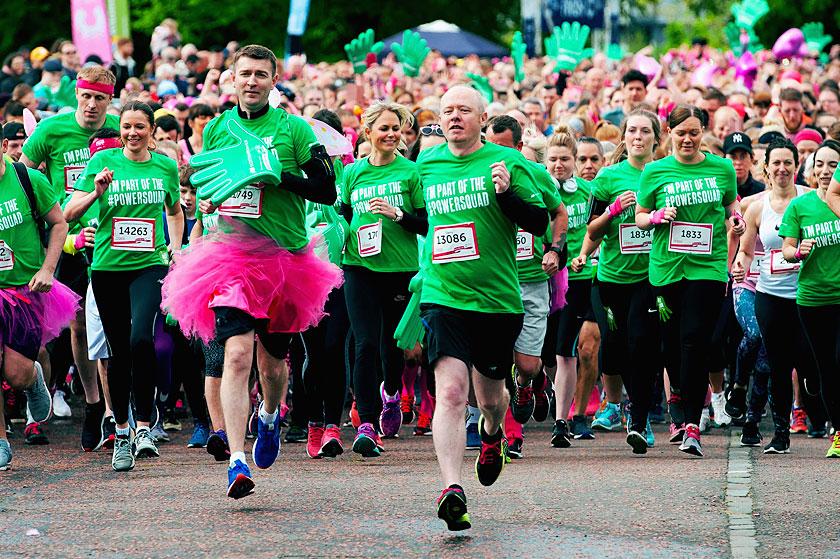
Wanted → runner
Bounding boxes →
[417,85,548,530]
[635,104,741,457]
[65,101,184,471]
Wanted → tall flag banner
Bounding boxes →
[285,0,311,57]
[107,0,131,40]
[71,0,113,63]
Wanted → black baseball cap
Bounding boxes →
[757,131,785,145]
[2,122,25,141]
[723,132,753,155]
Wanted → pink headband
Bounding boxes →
[89,137,122,155]
[793,129,823,146]
[76,79,115,95]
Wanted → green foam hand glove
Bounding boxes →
[392,30,430,78]
[165,313,178,328]
[190,120,282,206]
[730,0,769,30]
[55,75,79,109]
[394,273,425,350]
[656,296,673,323]
[547,22,593,72]
[511,31,527,82]
[345,29,384,74]
[317,205,350,265]
[724,23,763,54]
[802,22,832,55]
[606,43,626,62]
[466,72,493,104]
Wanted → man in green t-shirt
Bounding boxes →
[416,86,548,531]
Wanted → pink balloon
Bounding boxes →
[304,117,353,157]
[691,60,718,88]
[634,55,661,81]
[735,51,758,90]
[23,108,37,137]
[772,28,805,59]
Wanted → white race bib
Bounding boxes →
[668,221,713,255]
[0,241,14,271]
[357,220,382,257]
[432,222,479,264]
[769,249,800,275]
[219,185,263,218]
[516,229,534,261]
[748,250,764,280]
[111,218,155,252]
[618,224,652,254]
[64,165,85,194]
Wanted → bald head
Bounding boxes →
[442,85,487,114]
[440,85,488,152]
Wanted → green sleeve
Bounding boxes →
[721,160,738,206]
[409,168,425,210]
[778,199,801,240]
[637,165,656,209]
[510,157,546,208]
[21,125,48,165]
[29,168,59,215]
[290,115,318,168]
[202,116,222,151]
[339,162,353,205]
[590,170,611,202]
[76,151,104,193]
[164,158,180,207]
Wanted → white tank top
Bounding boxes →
[756,186,808,299]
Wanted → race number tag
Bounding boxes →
[748,250,764,280]
[219,185,263,218]
[314,222,329,235]
[111,218,155,252]
[668,221,713,255]
[618,224,652,254]
[769,249,800,275]
[432,222,479,264]
[516,229,534,261]
[64,166,85,194]
[0,241,14,271]
[357,220,382,257]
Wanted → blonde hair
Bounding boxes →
[77,65,116,86]
[522,133,547,163]
[362,101,414,130]
[546,132,578,159]
[594,122,621,144]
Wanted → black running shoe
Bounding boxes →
[763,431,790,454]
[437,485,471,531]
[725,385,747,419]
[508,438,523,459]
[571,415,595,440]
[284,424,307,443]
[551,419,571,448]
[24,422,49,445]
[510,378,535,424]
[101,416,117,449]
[81,400,106,452]
[474,416,507,487]
[739,421,762,447]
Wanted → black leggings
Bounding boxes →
[598,280,661,431]
[798,304,840,427]
[91,266,168,425]
[654,280,725,426]
[343,266,413,426]
[755,292,826,431]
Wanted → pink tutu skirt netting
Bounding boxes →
[161,223,343,342]
[0,282,81,348]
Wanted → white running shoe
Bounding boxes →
[711,391,731,427]
[53,389,72,418]
[699,407,712,433]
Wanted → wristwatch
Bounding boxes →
[393,207,404,223]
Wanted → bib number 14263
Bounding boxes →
[111,218,155,252]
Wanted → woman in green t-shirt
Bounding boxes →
[65,101,184,472]
[779,141,840,458]
[635,105,741,458]
[587,109,661,454]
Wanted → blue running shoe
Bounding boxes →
[252,403,281,469]
[591,402,622,431]
[465,422,481,450]
[227,459,255,499]
[206,429,230,461]
[187,422,210,448]
[645,418,655,448]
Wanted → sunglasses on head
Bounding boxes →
[420,124,444,137]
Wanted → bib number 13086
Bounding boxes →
[432,222,479,263]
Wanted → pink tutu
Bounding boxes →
[0,282,81,348]
[162,219,343,342]
[548,267,569,314]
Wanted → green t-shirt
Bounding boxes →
[340,156,424,272]
[591,160,651,284]
[0,165,58,288]
[778,189,840,307]
[77,149,179,271]
[637,153,737,286]
[416,142,545,314]
[560,176,592,281]
[517,162,563,283]
[22,112,121,200]
[202,107,318,251]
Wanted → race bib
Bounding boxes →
[111,218,155,252]
[432,222,479,264]
[314,222,329,235]
[64,165,85,194]
[219,185,263,218]
[748,250,764,280]
[516,229,534,261]
[0,241,14,271]
[618,224,652,254]
[357,220,382,257]
[668,221,713,255]
[769,249,800,275]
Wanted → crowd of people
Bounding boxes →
[1,18,840,531]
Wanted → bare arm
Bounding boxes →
[828,174,840,219]
[29,204,69,292]
[165,201,185,255]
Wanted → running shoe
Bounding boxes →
[52,389,72,418]
[645,418,655,448]
[551,419,571,448]
[437,485,471,531]
[0,439,10,470]
[24,362,52,423]
[111,435,135,472]
[379,382,402,438]
[135,427,160,458]
[81,400,106,452]
[206,429,231,461]
[319,425,344,458]
[278,403,290,427]
[532,384,550,422]
[826,433,840,458]
[763,431,790,454]
[247,406,258,440]
[808,421,827,439]
[548,390,556,421]
[591,402,622,431]
[740,421,762,447]
[699,407,711,433]
[626,430,647,455]
[414,413,432,436]
[284,424,307,443]
[150,423,170,443]
[372,431,385,453]
[725,386,747,420]
[510,374,535,424]
[790,408,808,434]
[475,416,508,486]
[187,422,210,448]
[400,393,416,425]
[711,392,731,427]
[307,423,325,459]
[252,403,282,469]
[227,459,255,499]
[68,364,84,395]
[571,415,595,440]
[349,400,361,429]
[352,423,380,457]
[679,424,703,457]
[465,422,481,450]
[162,412,181,432]
[101,416,117,449]
[508,438,524,459]
[669,423,685,444]
[24,422,48,445]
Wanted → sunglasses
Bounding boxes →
[420,124,444,137]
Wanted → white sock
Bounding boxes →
[259,405,278,425]
[116,426,130,437]
[230,451,246,466]
[466,405,480,426]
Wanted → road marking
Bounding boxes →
[726,432,759,559]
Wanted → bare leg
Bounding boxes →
[472,370,508,436]
[98,360,113,415]
[573,321,600,416]
[205,376,225,430]
[432,356,470,488]
[220,332,255,455]
[603,374,624,404]
[555,356,577,419]
[256,342,287,415]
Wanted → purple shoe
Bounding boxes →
[379,382,402,438]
